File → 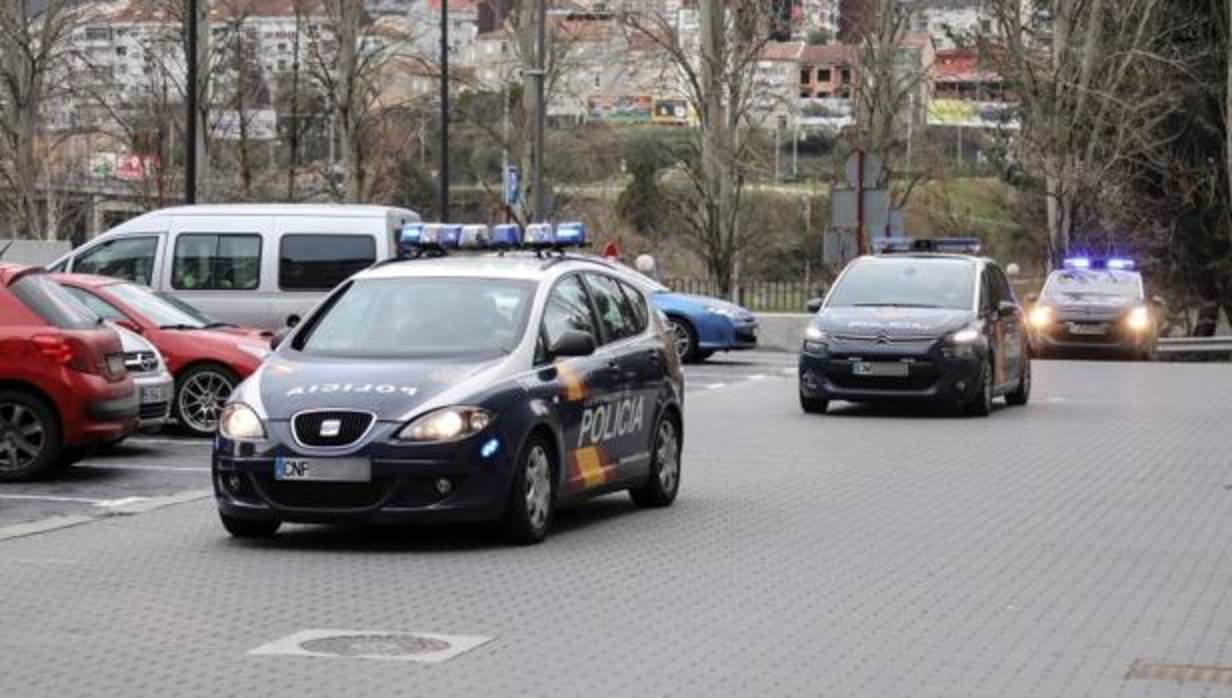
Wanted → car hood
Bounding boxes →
[818,307,976,338]
[241,353,511,421]
[654,292,753,317]
[1044,293,1139,311]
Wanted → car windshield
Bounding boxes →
[108,282,208,329]
[294,277,535,359]
[826,258,976,310]
[155,292,217,325]
[1043,270,1142,300]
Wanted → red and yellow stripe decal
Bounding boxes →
[555,360,586,402]
[567,445,618,491]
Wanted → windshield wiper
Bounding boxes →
[159,324,205,330]
[203,322,235,329]
[850,303,942,308]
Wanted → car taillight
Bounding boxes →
[31,334,78,366]
[30,334,124,379]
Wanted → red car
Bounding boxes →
[53,274,270,438]
[0,264,137,480]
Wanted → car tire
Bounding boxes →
[669,317,700,363]
[1006,356,1031,406]
[501,435,555,545]
[800,392,829,414]
[964,356,994,417]
[220,513,281,539]
[630,414,682,508]
[174,363,239,438]
[0,390,62,482]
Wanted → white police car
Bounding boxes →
[213,223,685,544]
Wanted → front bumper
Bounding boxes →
[133,373,174,427]
[213,421,515,524]
[798,343,984,403]
[1032,318,1152,354]
[698,315,758,352]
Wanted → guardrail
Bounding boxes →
[1157,337,1232,354]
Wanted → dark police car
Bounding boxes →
[213,223,684,544]
[1025,258,1158,360]
[798,239,1030,416]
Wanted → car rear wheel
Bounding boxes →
[631,416,682,508]
[800,391,829,414]
[175,364,239,438]
[502,436,555,544]
[964,357,994,417]
[0,390,61,482]
[220,513,281,539]
[669,317,701,363]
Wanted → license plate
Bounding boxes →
[141,385,171,403]
[275,457,371,482]
[851,361,909,377]
[1068,323,1107,336]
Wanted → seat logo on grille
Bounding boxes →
[319,419,342,438]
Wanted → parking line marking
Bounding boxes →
[126,437,211,447]
[748,374,768,380]
[95,497,150,509]
[706,383,727,390]
[76,463,210,473]
[0,494,108,504]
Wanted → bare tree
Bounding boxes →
[623,0,777,295]
[0,0,82,237]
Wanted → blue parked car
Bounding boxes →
[609,267,758,363]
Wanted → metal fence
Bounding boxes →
[663,279,824,313]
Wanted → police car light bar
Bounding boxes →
[874,237,983,255]
[1063,257,1091,269]
[399,221,586,253]
[1107,258,1135,270]
[1062,257,1135,270]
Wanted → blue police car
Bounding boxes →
[213,223,685,544]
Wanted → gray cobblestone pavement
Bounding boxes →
[1,358,1231,697]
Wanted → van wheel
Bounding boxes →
[0,390,62,482]
[175,364,238,438]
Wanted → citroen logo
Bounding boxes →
[875,333,890,345]
[320,419,342,438]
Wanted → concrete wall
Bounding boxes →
[755,312,813,352]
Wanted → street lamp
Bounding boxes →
[439,0,450,220]
[185,0,198,203]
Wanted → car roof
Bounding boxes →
[356,253,615,283]
[123,203,416,218]
[49,272,123,289]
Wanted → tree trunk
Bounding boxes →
[334,0,362,202]
[700,0,732,295]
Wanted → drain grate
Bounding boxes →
[249,629,493,664]
[1127,660,1232,686]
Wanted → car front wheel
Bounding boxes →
[502,436,555,544]
[631,416,682,508]
[175,364,239,438]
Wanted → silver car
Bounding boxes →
[113,325,174,430]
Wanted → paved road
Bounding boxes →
[2,356,1232,696]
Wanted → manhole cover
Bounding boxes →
[300,633,453,657]
[1127,660,1232,687]
[249,629,493,664]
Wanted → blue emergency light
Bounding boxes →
[400,222,425,246]
[525,223,556,246]
[398,220,585,255]
[1063,257,1091,269]
[1063,257,1135,270]
[1107,258,1135,270]
[555,222,586,247]
[491,224,522,249]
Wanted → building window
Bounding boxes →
[840,68,851,84]
[116,46,127,57]
[593,75,601,88]
[980,18,992,33]
[819,91,831,98]
[800,68,811,85]
[277,59,288,71]
[818,68,831,82]
[800,90,811,99]
[84,27,111,41]
[278,42,288,52]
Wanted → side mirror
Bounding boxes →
[270,326,292,351]
[806,297,824,313]
[549,329,596,358]
[115,318,142,334]
[998,300,1019,318]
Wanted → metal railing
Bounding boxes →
[663,279,823,313]
[1157,337,1232,354]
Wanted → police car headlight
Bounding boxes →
[218,403,265,441]
[705,305,740,320]
[1127,306,1151,332]
[1028,305,1053,329]
[802,324,829,355]
[948,325,982,344]
[398,407,494,443]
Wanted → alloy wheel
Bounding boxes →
[524,445,552,532]
[656,419,680,494]
[0,401,46,472]
[179,371,235,434]
[670,320,692,360]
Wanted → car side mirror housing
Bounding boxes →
[1023,293,1039,304]
[115,318,142,334]
[549,329,596,358]
[286,314,301,328]
[1152,295,1165,306]
[998,300,1019,318]
[270,327,292,351]
[806,298,824,313]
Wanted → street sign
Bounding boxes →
[831,187,891,234]
[824,228,859,265]
[503,166,520,207]
[601,241,620,258]
[844,151,882,188]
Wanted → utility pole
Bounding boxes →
[185,0,199,203]
[439,0,450,220]
[530,0,547,222]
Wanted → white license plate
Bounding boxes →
[1068,323,1107,335]
[141,385,171,403]
[275,457,371,482]
[851,361,909,377]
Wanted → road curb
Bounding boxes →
[0,489,212,542]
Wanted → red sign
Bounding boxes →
[601,241,620,259]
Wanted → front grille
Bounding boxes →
[140,401,169,420]
[252,474,391,509]
[292,411,374,448]
[825,359,938,391]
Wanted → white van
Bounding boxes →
[49,204,420,330]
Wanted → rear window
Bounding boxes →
[9,274,100,329]
[279,234,377,291]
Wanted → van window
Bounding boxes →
[279,234,376,291]
[72,236,157,284]
[172,234,261,290]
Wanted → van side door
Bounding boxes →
[164,216,271,328]
[270,218,380,331]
